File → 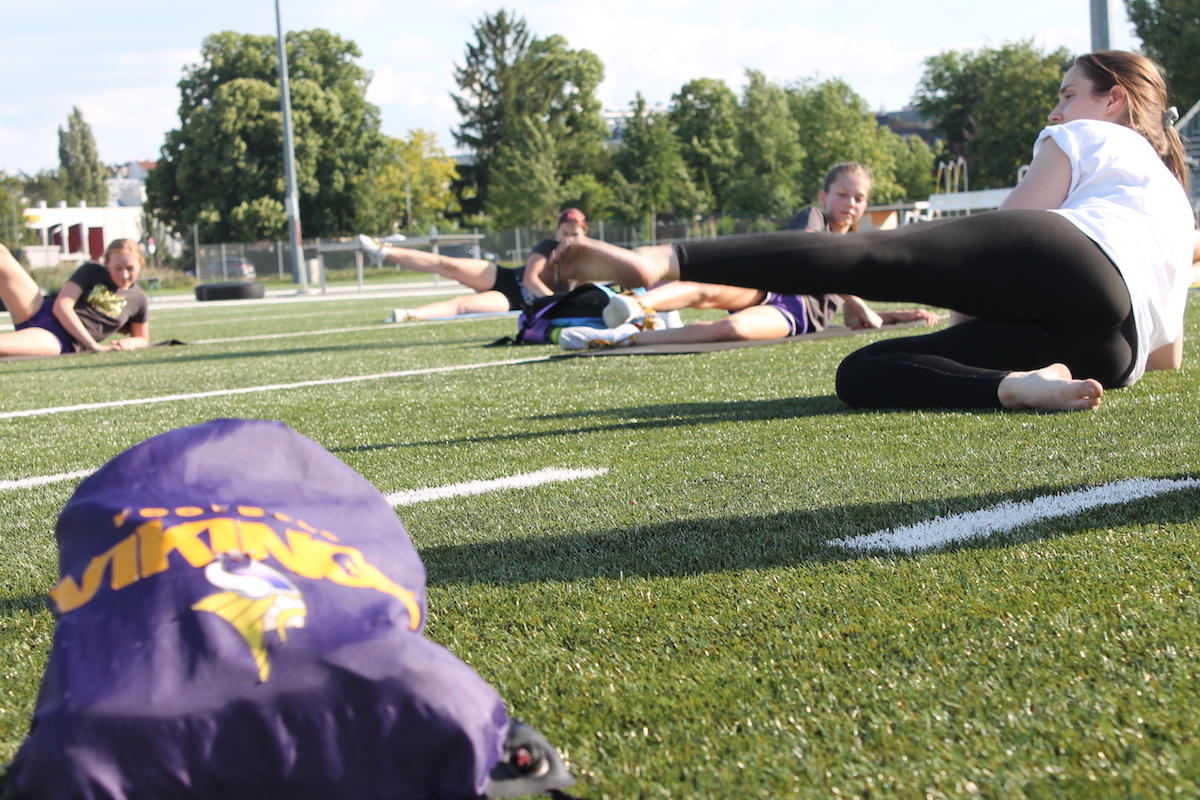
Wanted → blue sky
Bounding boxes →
[1,0,1138,175]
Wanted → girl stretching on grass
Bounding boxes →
[0,240,149,357]
[558,163,938,350]
[551,51,1196,412]
[357,209,588,321]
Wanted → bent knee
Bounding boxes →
[710,317,764,341]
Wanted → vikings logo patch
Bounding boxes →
[192,552,308,682]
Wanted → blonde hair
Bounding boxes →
[103,239,144,268]
[1074,51,1189,189]
[821,162,874,232]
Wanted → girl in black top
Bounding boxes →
[0,239,149,357]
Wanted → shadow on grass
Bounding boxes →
[0,337,505,375]
[338,396,855,453]
[0,594,50,616]
[420,477,1200,587]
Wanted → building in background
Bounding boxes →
[22,161,159,267]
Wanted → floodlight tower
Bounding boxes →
[1090,0,1110,51]
[276,0,308,290]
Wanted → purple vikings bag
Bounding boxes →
[5,419,573,800]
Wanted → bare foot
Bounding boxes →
[549,239,677,288]
[997,364,1104,410]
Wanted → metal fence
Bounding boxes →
[195,203,952,288]
[196,239,363,283]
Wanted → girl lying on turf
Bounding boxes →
[557,163,939,350]
[0,240,149,357]
[357,209,588,321]
[550,51,1195,412]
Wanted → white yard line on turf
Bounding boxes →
[0,469,95,490]
[192,313,519,344]
[386,467,609,507]
[193,322,397,343]
[1,467,607,507]
[831,477,1200,553]
[0,356,556,420]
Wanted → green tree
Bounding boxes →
[669,78,741,213]
[369,130,460,236]
[726,70,804,218]
[451,11,606,217]
[913,41,1072,189]
[788,77,903,204]
[1127,0,1200,112]
[145,29,384,242]
[887,132,936,201]
[559,173,614,222]
[486,117,561,229]
[0,172,37,251]
[230,196,287,242]
[58,107,108,207]
[21,170,65,208]
[611,95,705,227]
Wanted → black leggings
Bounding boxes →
[674,211,1136,409]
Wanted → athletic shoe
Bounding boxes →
[558,323,639,351]
[356,234,387,266]
[387,308,421,323]
[603,294,645,328]
[659,310,684,329]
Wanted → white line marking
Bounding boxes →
[193,323,397,343]
[386,467,609,507]
[190,313,519,344]
[0,469,95,490]
[831,477,1200,553]
[0,466,606,499]
[0,356,557,420]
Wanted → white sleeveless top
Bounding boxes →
[1037,119,1195,384]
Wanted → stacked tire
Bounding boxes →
[195,282,265,301]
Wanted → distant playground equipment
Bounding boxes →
[924,157,1012,219]
[935,157,969,194]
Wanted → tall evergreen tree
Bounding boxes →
[451,11,606,218]
[58,107,108,207]
[486,117,561,230]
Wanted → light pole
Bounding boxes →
[396,154,415,235]
[1090,0,1110,52]
[275,0,307,290]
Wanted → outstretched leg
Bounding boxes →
[359,237,499,294]
[553,240,677,288]
[395,291,512,320]
[561,213,1130,331]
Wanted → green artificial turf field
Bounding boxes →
[1,289,1198,798]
